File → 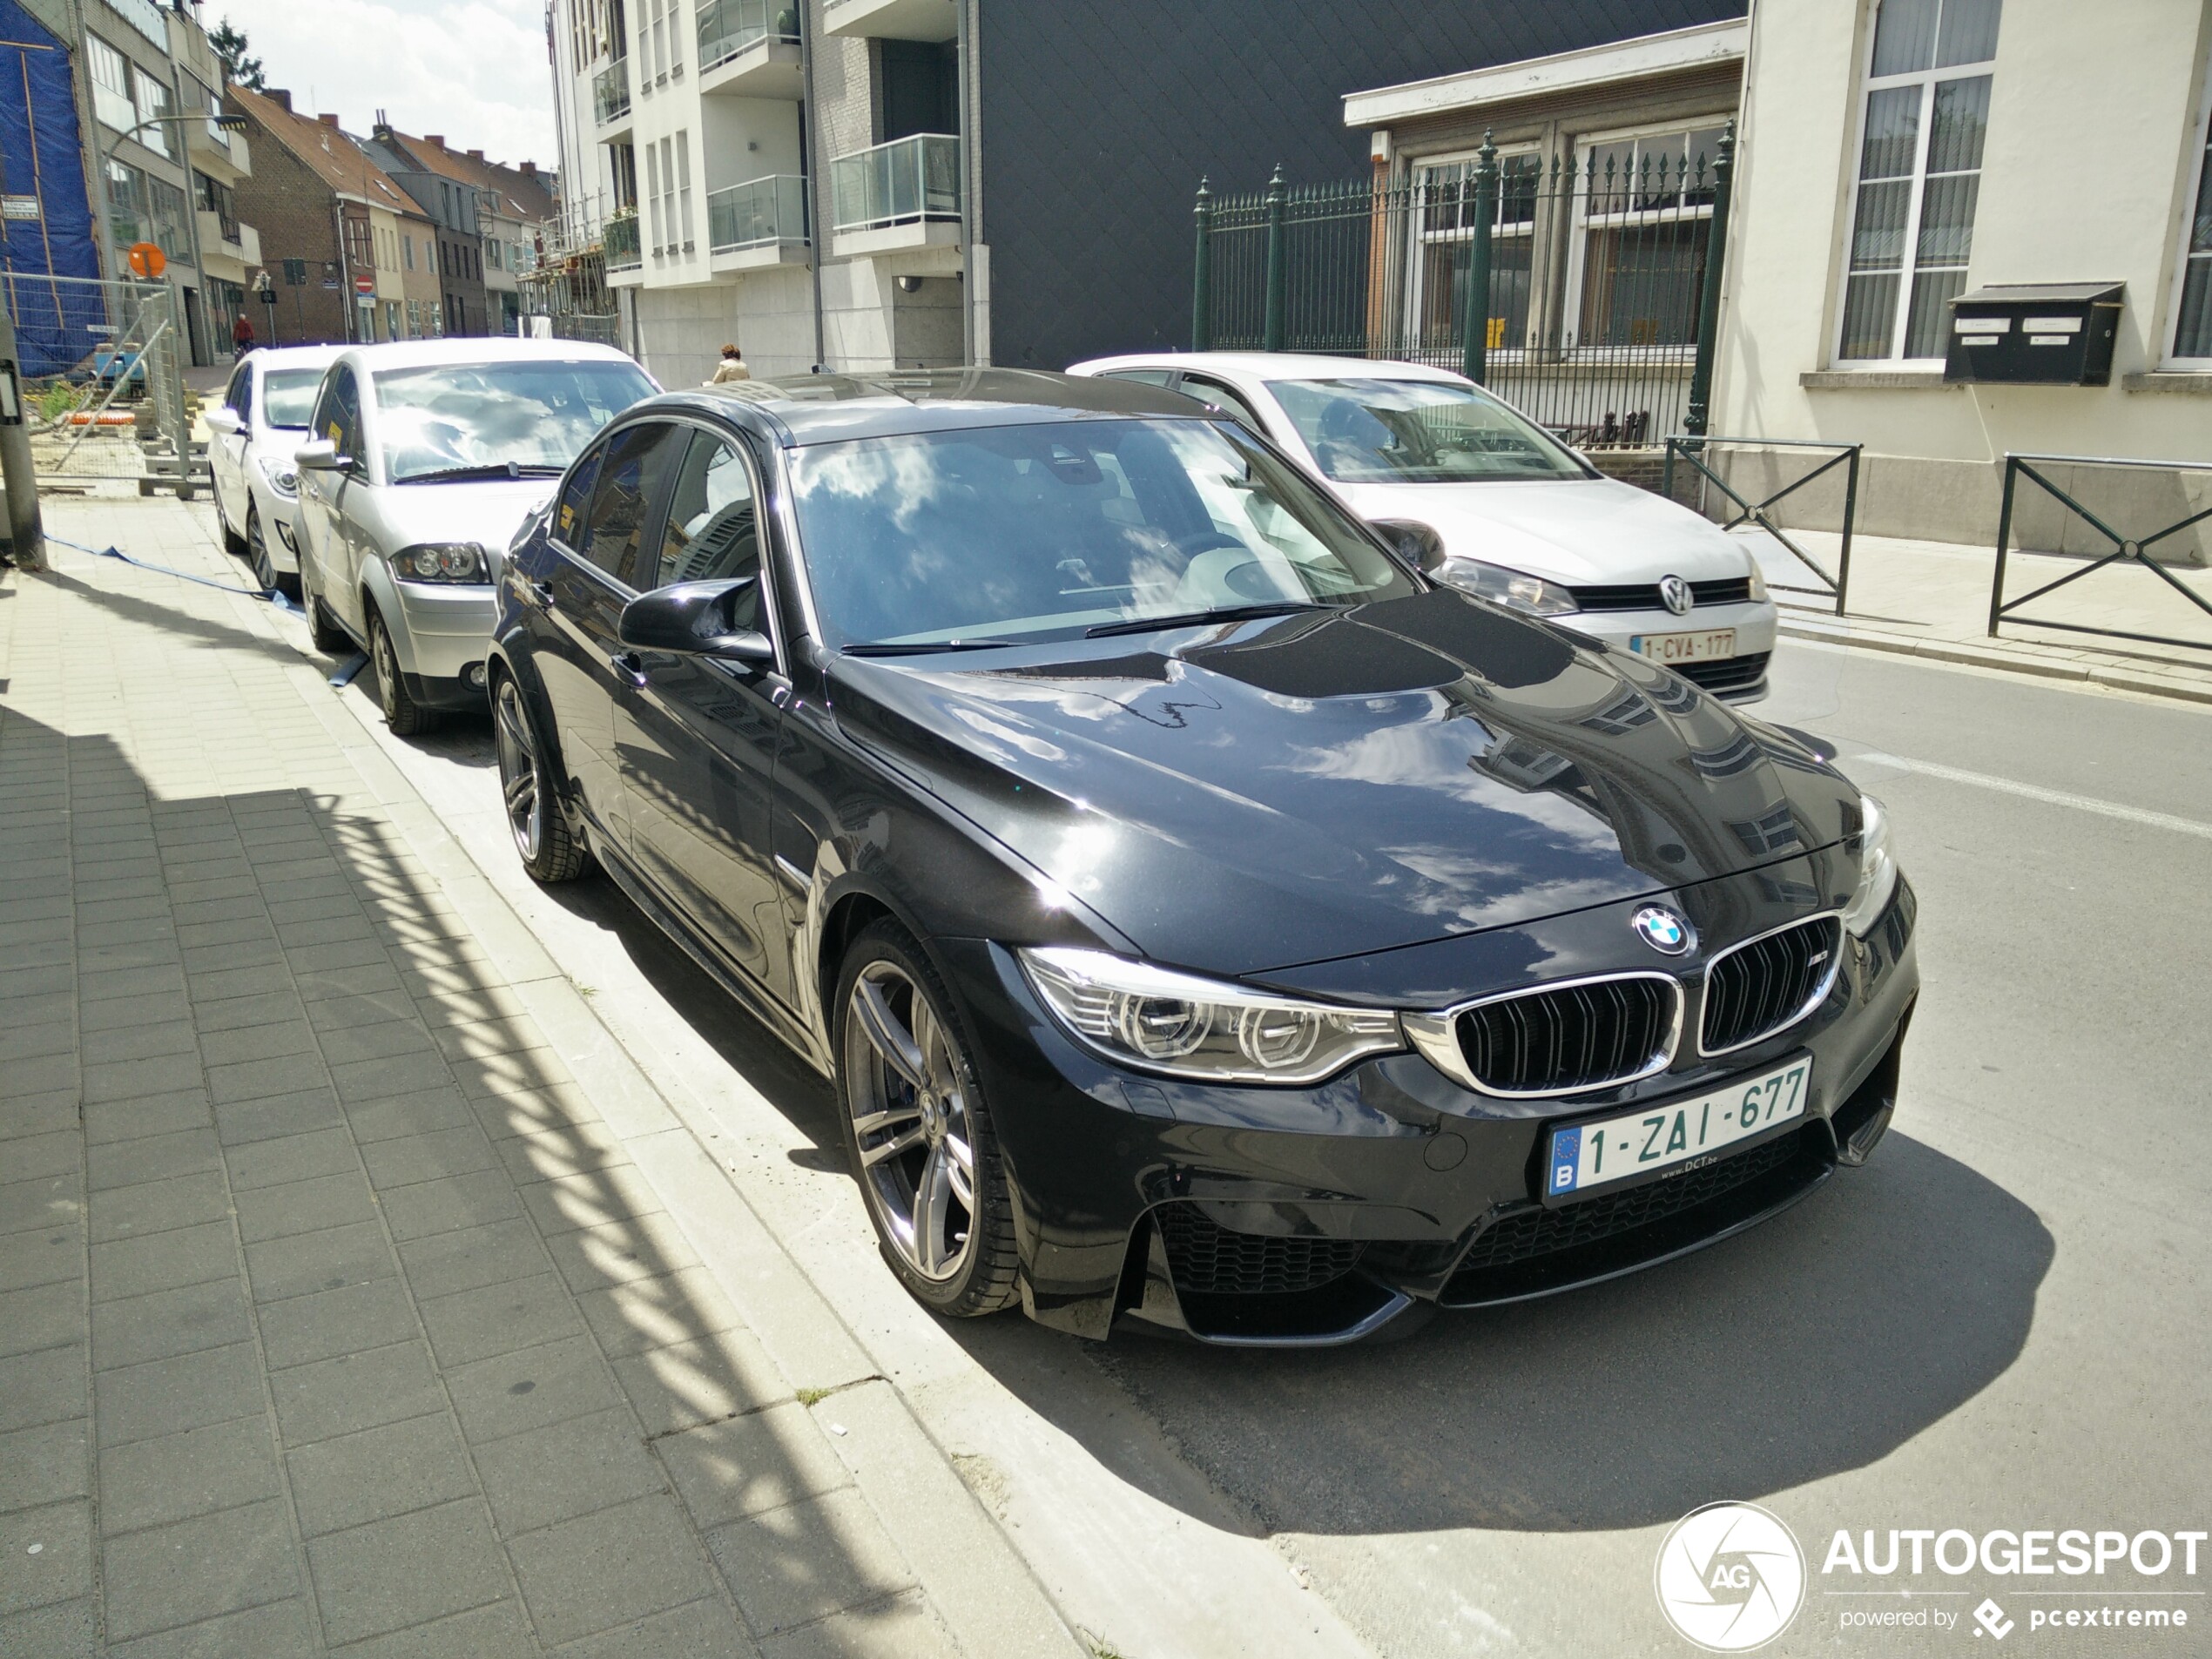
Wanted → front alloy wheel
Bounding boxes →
[492,674,587,882]
[838,924,1016,1315]
[246,506,283,595]
[368,610,435,736]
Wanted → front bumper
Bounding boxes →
[386,579,497,708]
[941,859,1918,1345]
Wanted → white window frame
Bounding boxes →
[1561,116,1727,360]
[87,36,134,136]
[2163,48,2212,368]
[645,140,663,252]
[1831,0,2000,367]
[1405,142,1542,361]
[675,129,693,251]
[666,0,684,78]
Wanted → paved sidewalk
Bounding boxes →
[0,511,1069,1656]
[1738,528,2212,705]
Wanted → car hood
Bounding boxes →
[826,589,1857,977]
[364,476,559,570]
[1333,476,1753,584]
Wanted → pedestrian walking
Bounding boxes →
[708,342,750,384]
[232,313,256,361]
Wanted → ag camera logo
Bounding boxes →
[1655,1501,1806,1651]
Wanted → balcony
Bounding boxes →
[707,173,807,273]
[194,210,259,277]
[697,0,803,97]
[823,0,954,41]
[830,133,959,255]
[604,212,642,273]
[593,57,632,128]
[186,119,248,176]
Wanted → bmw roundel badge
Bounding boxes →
[1632,905,1695,955]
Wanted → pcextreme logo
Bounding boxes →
[1654,1502,1807,1651]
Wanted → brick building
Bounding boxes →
[362,126,493,336]
[368,128,557,335]
[225,84,439,344]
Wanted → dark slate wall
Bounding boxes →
[977,0,1745,370]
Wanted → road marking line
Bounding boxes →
[1854,751,2212,842]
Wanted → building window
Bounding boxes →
[1409,150,1541,354]
[645,139,663,250]
[1568,124,1725,351]
[194,171,238,241]
[132,63,172,158]
[675,129,692,248]
[87,37,134,134]
[2171,73,2212,363]
[148,179,188,260]
[403,233,415,270]
[1837,0,2002,362]
[104,158,146,246]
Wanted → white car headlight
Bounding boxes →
[395,542,489,583]
[1434,558,1581,617]
[255,454,300,498]
[1745,561,1768,602]
[1020,946,1403,1086]
[1841,792,1899,937]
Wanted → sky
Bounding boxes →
[210,0,558,171]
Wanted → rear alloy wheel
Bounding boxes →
[493,674,588,882]
[837,923,1018,1317]
[246,505,288,596]
[368,609,436,736]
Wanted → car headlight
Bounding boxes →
[1840,792,1898,937]
[1019,946,1403,1086]
[255,454,300,498]
[1745,561,1768,602]
[395,542,489,583]
[1434,558,1581,617]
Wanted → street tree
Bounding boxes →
[211,19,264,91]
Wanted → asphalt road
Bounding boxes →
[330,617,2212,1658]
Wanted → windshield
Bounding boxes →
[373,359,655,484]
[789,417,1420,651]
[1269,378,1586,483]
[261,368,325,430]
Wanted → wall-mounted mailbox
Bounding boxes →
[1944,282,2123,386]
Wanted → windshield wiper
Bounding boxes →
[840,638,1028,657]
[1085,600,1324,638]
[398,462,565,485]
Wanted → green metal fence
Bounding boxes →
[1192,124,1736,447]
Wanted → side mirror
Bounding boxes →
[295,439,354,473]
[203,407,242,436]
[618,577,774,665]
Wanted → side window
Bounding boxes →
[554,439,606,550]
[578,421,687,586]
[310,368,361,457]
[650,433,760,626]
[225,363,250,419]
[1176,374,1267,434]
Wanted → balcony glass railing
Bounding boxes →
[604,213,642,269]
[830,133,959,233]
[593,57,632,125]
[696,0,799,72]
[707,173,806,254]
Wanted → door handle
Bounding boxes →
[530,580,556,610]
[609,651,648,687]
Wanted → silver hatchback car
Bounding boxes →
[293,338,657,732]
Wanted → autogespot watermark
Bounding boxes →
[1654,1502,1807,1651]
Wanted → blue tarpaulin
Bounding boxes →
[0,0,105,375]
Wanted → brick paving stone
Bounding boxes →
[0,1499,93,1617]
[81,1092,215,1147]
[85,1173,230,1247]
[269,1343,446,1447]
[469,1406,667,1539]
[505,1494,721,1648]
[99,1499,298,1642]
[418,1272,590,1369]
[103,1597,320,1659]
[332,1598,537,1659]
[305,1498,511,1646]
[255,1278,419,1371]
[286,1413,479,1538]
[220,1127,356,1190]
[0,1281,83,1358]
[396,1218,556,1302]
[0,1226,82,1291]
[554,1596,756,1659]
[96,1416,283,1534]
[0,1420,90,1511]
[659,1404,853,1532]
[91,1345,264,1447]
[90,1221,237,1301]
[446,1336,624,1446]
[0,1346,84,1434]
[91,1279,253,1371]
[231,1173,378,1244]
[703,1489,915,1636]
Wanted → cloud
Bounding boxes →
[212,0,556,166]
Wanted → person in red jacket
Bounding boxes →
[232,313,255,361]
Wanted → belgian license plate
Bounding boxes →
[1543,1058,1811,1203]
[1630,628,1737,664]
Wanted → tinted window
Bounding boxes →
[1177,374,1266,433]
[789,417,1417,651]
[651,433,759,626]
[225,363,250,418]
[1269,378,1584,483]
[554,440,606,550]
[578,422,686,585]
[260,368,323,430]
[1101,368,1177,388]
[370,357,655,484]
[309,368,361,458]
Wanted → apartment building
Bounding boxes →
[367,126,556,335]
[226,84,441,344]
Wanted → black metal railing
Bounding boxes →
[1990,455,2212,653]
[1662,436,1862,617]
[1190,122,1735,447]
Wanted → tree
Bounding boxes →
[211,19,264,91]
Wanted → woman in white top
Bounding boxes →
[708,343,751,384]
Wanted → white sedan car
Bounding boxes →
[291,337,658,733]
[205,344,343,594]
[1069,352,1777,700]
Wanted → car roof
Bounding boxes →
[330,337,644,377]
[647,368,1213,446]
[1070,351,1474,386]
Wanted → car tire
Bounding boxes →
[368,608,436,736]
[834,920,1020,1318]
[245,505,291,597]
[216,488,246,556]
[302,564,351,654]
[491,672,590,882]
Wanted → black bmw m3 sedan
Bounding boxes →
[486,369,1918,1346]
